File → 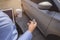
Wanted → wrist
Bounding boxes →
[28,29,33,33]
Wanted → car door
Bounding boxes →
[22,0,55,36]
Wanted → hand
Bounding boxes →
[27,19,37,33]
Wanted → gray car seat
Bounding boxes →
[31,0,59,12]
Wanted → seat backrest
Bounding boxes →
[48,0,59,12]
[52,0,60,11]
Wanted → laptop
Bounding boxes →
[2,8,15,23]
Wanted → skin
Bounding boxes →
[27,20,37,33]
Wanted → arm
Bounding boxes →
[18,19,37,40]
[18,31,32,40]
[0,11,16,40]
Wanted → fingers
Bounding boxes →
[27,20,31,25]
[27,23,30,26]
[29,19,36,24]
[27,19,37,26]
[33,19,37,26]
[29,20,33,24]
[27,19,37,33]
[28,21,34,25]
[34,22,37,27]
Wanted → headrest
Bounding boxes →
[38,1,52,10]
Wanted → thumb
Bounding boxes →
[27,23,30,26]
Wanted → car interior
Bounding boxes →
[31,0,59,12]
[0,0,60,40]
[21,0,60,40]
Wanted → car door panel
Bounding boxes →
[22,0,53,36]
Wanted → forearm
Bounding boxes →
[18,30,32,40]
